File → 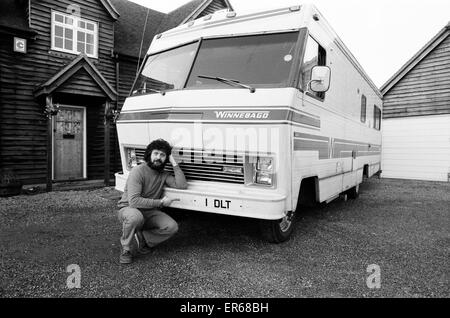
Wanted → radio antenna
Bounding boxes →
[136,7,150,76]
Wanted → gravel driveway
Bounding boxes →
[0,177,448,298]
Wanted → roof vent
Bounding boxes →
[226,11,236,18]
[188,21,195,27]
[203,15,212,21]
[156,34,162,39]
[313,14,320,21]
[289,6,301,12]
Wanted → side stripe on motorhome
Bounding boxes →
[117,108,321,128]
[294,133,381,159]
[293,133,330,159]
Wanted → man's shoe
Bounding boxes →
[136,246,152,255]
[119,249,132,264]
[134,232,152,255]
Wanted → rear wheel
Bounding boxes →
[259,210,296,243]
[346,183,360,199]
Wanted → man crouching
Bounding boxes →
[117,139,187,264]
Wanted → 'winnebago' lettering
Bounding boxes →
[214,111,270,119]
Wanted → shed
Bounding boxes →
[380,23,450,182]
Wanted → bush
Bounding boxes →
[0,169,23,197]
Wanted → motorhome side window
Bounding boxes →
[374,105,381,130]
[360,95,367,123]
[301,35,326,99]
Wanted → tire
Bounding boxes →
[346,183,360,199]
[259,210,296,243]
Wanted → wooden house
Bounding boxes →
[0,0,119,191]
[380,23,450,182]
[0,0,232,190]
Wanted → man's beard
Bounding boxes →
[148,159,166,171]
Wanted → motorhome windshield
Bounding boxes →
[131,31,299,96]
[131,42,198,95]
[187,32,299,89]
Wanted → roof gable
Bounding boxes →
[158,0,233,34]
[180,0,233,25]
[100,0,120,20]
[381,23,450,95]
[35,55,117,101]
[156,0,204,33]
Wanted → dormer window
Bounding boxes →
[51,11,98,58]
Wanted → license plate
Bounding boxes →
[204,197,233,210]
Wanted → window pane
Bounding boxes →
[361,95,367,123]
[55,37,63,48]
[301,36,319,91]
[301,35,326,99]
[374,106,381,130]
[86,33,93,44]
[65,17,73,25]
[77,42,85,53]
[132,42,199,95]
[65,39,73,50]
[86,23,94,31]
[78,21,86,29]
[186,32,299,89]
[65,28,73,40]
[86,44,93,55]
[55,25,63,37]
[55,14,64,23]
[78,31,85,42]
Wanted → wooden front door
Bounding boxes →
[53,106,85,181]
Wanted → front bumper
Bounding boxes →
[115,172,287,220]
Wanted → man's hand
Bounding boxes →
[169,154,178,167]
[160,196,180,207]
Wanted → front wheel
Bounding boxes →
[259,210,296,243]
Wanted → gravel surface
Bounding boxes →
[0,178,448,298]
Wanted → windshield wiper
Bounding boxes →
[198,75,255,93]
[132,87,166,96]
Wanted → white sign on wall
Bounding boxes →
[14,37,27,53]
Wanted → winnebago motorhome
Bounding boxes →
[115,4,382,242]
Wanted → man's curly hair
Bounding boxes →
[144,139,172,164]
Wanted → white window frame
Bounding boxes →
[51,10,99,58]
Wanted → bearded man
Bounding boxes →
[117,139,187,264]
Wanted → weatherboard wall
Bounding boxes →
[383,32,450,119]
[0,0,117,183]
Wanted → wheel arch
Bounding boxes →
[294,175,319,211]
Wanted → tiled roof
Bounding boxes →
[110,0,166,58]
[156,0,204,34]
[112,0,233,58]
[0,0,36,36]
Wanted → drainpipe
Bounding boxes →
[115,53,120,175]
[45,95,53,192]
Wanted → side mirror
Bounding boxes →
[309,66,331,93]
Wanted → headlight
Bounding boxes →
[247,156,274,186]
